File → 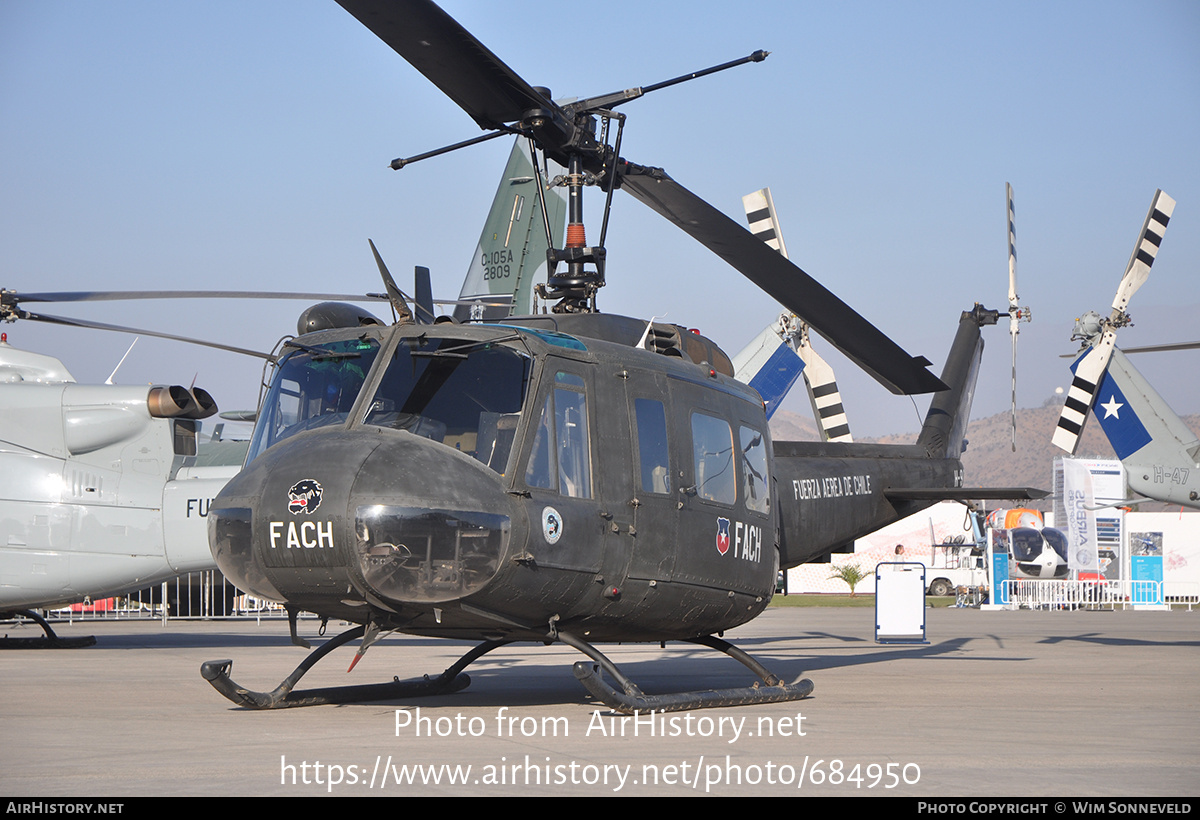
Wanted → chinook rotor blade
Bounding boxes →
[335,0,556,131]
[619,164,945,395]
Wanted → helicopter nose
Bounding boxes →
[348,437,516,606]
[209,428,517,609]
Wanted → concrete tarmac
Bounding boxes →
[1,605,1196,796]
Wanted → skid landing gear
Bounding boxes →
[201,624,813,712]
[201,625,512,709]
[0,610,96,649]
[560,631,814,714]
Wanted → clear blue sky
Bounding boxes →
[3,0,1198,437]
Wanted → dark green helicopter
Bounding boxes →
[201,0,1042,713]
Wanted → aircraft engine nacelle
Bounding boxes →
[61,385,214,455]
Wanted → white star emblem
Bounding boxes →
[1100,396,1123,419]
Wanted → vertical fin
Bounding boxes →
[1098,349,1200,507]
[455,138,567,320]
[917,305,998,459]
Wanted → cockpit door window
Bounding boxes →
[524,371,592,499]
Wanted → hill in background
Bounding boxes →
[769,401,1200,512]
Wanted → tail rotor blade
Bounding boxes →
[741,187,852,442]
[1052,331,1116,453]
[1111,189,1175,318]
[1007,182,1019,452]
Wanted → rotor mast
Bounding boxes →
[384,50,769,313]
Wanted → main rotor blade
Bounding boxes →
[21,311,274,360]
[10,290,388,304]
[335,0,553,130]
[1122,340,1200,354]
[619,164,946,395]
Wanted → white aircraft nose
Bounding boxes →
[1036,546,1060,577]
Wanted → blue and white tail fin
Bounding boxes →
[732,188,852,440]
[1052,189,1174,453]
[732,315,805,421]
[1050,188,1196,507]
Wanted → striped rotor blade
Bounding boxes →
[1010,331,1018,452]
[798,346,853,443]
[1052,331,1116,453]
[741,188,788,258]
[1007,182,1018,310]
[1112,190,1175,314]
[1007,183,1018,451]
[742,187,852,440]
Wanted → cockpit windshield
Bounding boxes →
[247,337,381,464]
[362,337,530,474]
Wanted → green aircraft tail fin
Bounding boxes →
[454,139,567,321]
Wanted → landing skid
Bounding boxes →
[201,625,510,709]
[201,624,813,712]
[560,632,814,714]
[0,610,96,649]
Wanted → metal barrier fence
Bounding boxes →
[47,570,290,623]
[1002,579,1117,610]
[1165,581,1200,611]
[1001,579,1199,610]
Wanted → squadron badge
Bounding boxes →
[287,479,324,515]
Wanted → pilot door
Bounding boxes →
[519,363,607,578]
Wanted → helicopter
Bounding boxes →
[0,332,228,646]
[0,131,575,646]
[1052,189,1199,509]
[195,0,1044,713]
